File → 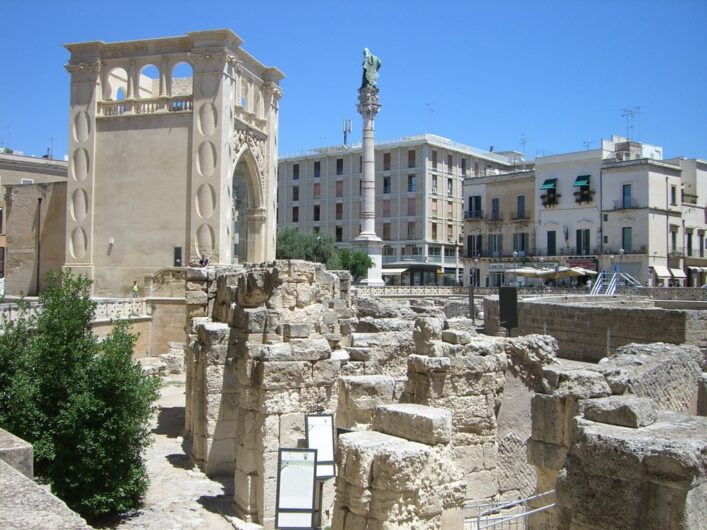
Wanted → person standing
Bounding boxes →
[132,281,139,298]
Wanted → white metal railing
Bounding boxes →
[98,95,193,117]
[465,490,555,530]
[357,285,467,297]
[0,298,149,325]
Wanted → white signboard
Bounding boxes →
[275,449,317,529]
[306,414,336,479]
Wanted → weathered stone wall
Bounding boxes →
[484,295,706,362]
[333,404,466,529]
[184,261,354,529]
[92,317,152,358]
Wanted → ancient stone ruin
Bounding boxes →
[182,261,706,529]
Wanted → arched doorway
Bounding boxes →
[231,157,251,264]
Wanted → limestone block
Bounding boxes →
[186,290,209,305]
[198,321,230,346]
[186,267,209,280]
[238,269,271,307]
[356,317,414,333]
[234,469,258,519]
[355,296,416,319]
[347,347,371,361]
[313,359,341,386]
[408,354,451,374]
[254,360,312,390]
[531,394,566,445]
[413,317,444,355]
[233,306,268,333]
[331,349,351,362]
[205,364,238,394]
[258,389,301,415]
[335,480,372,517]
[372,404,452,446]
[204,417,237,440]
[543,368,611,399]
[288,259,317,282]
[289,337,331,361]
[299,385,336,411]
[268,283,297,311]
[186,280,207,291]
[279,412,305,448]
[206,392,238,421]
[527,439,567,470]
[583,396,657,428]
[338,376,396,427]
[441,329,472,345]
[283,322,312,339]
[464,469,499,501]
[0,428,33,478]
[448,354,507,377]
[203,437,236,476]
[257,342,293,362]
[296,284,320,307]
[337,431,399,488]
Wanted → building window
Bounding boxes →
[576,229,591,255]
[698,232,704,258]
[292,185,299,201]
[336,180,343,197]
[407,197,416,216]
[383,222,391,240]
[0,207,3,234]
[431,150,438,169]
[292,206,299,222]
[670,185,677,206]
[313,226,320,234]
[547,230,556,256]
[446,201,453,218]
[383,199,391,217]
[293,164,299,180]
[429,246,441,257]
[383,176,391,194]
[432,223,438,240]
[461,158,467,176]
[622,184,632,209]
[488,234,502,257]
[468,196,482,218]
[336,203,343,220]
[408,150,415,168]
[474,161,480,176]
[447,224,453,241]
[336,158,343,176]
[513,232,528,253]
[467,234,482,257]
[686,231,693,257]
[444,247,455,258]
[431,199,438,217]
[335,226,343,242]
[359,156,362,173]
[516,195,526,219]
[407,222,416,239]
[432,175,438,193]
[491,198,500,220]
[313,183,321,199]
[313,205,320,221]
[314,161,321,179]
[621,227,632,253]
[383,152,391,171]
[408,175,416,192]
[447,178,453,196]
[671,229,678,253]
[447,154,453,173]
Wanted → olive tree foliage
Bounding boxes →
[0,271,160,521]
[275,227,374,280]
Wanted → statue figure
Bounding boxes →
[360,47,382,89]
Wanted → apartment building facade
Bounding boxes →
[462,136,707,287]
[278,134,514,285]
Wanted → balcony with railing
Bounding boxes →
[669,247,684,257]
[612,198,640,210]
[511,211,531,221]
[98,95,194,117]
[573,189,595,204]
[464,210,484,220]
[540,193,561,207]
[487,211,503,222]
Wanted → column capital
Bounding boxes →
[357,86,381,119]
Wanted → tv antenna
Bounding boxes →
[426,103,435,132]
[342,119,352,146]
[520,134,528,157]
[621,107,641,140]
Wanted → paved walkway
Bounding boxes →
[102,374,235,530]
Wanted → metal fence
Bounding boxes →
[464,490,555,530]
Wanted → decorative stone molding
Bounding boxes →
[357,86,381,119]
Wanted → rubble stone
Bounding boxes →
[583,396,658,428]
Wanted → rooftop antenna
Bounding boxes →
[621,107,640,140]
[342,119,352,146]
[426,103,435,133]
[520,134,528,157]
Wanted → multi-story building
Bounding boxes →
[278,134,515,285]
[462,136,707,287]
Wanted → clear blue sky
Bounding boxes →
[1,0,705,160]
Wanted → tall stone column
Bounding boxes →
[354,85,385,286]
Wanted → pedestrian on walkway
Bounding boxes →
[132,280,139,298]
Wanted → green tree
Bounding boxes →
[0,271,159,522]
[336,248,374,282]
[276,227,338,268]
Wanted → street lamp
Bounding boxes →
[512,250,518,287]
[469,257,479,326]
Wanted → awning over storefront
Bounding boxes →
[652,266,671,278]
[687,266,707,272]
[670,268,687,279]
[381,268,408,275]
[573,175,590,187]
[540,178,557,190]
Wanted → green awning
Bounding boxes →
[573,175,590,187]
[540,178,557,190]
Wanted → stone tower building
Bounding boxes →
[64,30,283,295]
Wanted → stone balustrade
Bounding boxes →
[98,95,193,117]
[0,298,149,325]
